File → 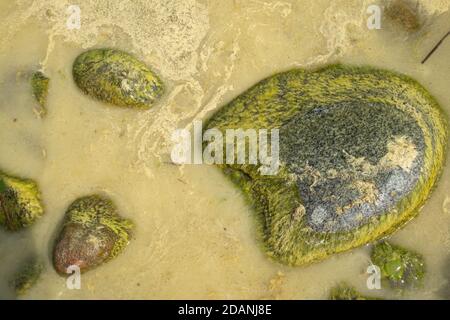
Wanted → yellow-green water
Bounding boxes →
[0,0,449,299]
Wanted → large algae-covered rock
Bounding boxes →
[53,195,133,274]
[205,64,447,266]
[73,49,164,109]
[0,172,44,231]
[371,241,425,289]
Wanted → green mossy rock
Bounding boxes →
[73,48,164,109]
[329,284,375,300]
[10,259,43,297]
[53,195,133,275]
[371,241,425,289]
[205,64,447,266]
[0,172,44,231]
[30,71,49,116]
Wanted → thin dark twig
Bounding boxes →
[421,31,450,64]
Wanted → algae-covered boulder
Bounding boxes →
[30,71,49,116]
[329,284,375,300]
[73,48,164,109]
[205,64,447,266]
[371,241,425,289]
[0,172,44,231]
[10,259,43,297]
[53,195,133,274]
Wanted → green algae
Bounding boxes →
[0,171,44,231]
[73,48,164,109]
[204,64,448,266]
[329,283,377,300]
[53,195,133,274]
[371,241,425,290]
[30,71,49,116]
[10,259,43,297]
[385,0,421,32]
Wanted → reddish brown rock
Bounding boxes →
[53,195,133,275]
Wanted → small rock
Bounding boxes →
[10,259,43,297]
[385,0,421,32]
[0,172,45,231]
[329,283,376,300]
[73,49,164,109]
[371,241,425,289]
[30,71,49,117]
[53,195,133,274]
[205,64,447,266]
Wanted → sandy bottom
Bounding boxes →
[0,0,449,299]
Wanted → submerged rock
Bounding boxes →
[73,49,164,109]
[385,0,421,32]
[0,172,44,231]
[329,284,376,300]
[205,64,447,266]
[30,71,49,116]
[371,241,425,289]
[10,259,43,297]
[53,195,133,274]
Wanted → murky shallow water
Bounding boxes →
[0,0,449,299]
